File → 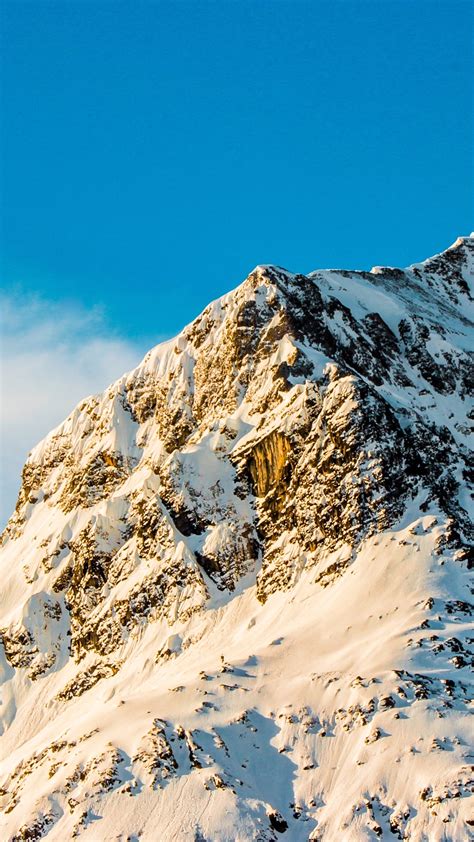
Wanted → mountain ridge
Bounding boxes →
[0,236,473,841]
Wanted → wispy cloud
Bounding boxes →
[0,292,149,527]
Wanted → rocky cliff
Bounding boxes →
[0,236,473,841]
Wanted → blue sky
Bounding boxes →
[0,0,473,521]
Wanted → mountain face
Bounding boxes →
[1,236,473,841]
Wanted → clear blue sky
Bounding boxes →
[1,0,473,343]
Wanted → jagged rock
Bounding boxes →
[133,719,178,787]
[268,810,289,833]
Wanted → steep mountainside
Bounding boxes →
[0,236,473,841]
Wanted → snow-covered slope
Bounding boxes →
[1,236,473,841]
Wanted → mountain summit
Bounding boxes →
[1,237,473,841]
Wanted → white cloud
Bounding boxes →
[0,293,149,527]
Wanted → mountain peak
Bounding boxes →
[1,239,472,841]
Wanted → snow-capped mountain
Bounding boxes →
[1,236,473,841]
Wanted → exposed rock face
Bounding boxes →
[247,431,292,500]
[0,236,473,840]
